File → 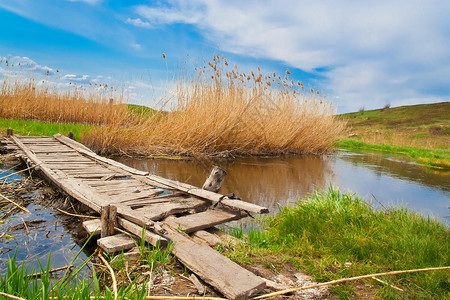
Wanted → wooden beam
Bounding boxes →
[161,225,266,300]
[165,208,246,233]
[97,234,136,254]
[117,217,168,248]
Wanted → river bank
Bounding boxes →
[1,152,448,299]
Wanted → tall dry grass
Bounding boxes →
[0,79,129,125]
[1,55,345,157]
[82,55,344,156]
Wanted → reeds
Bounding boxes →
[1,56,345,157]
[0,78,130,126]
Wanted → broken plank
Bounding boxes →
[117,217,168,247]
[140,174,268,214]
[161,225,265,300]
[82,219,101,236]
[191,230,224,247]
[132,196,208,221]
[165,208,246,233]
[97,233,136,254]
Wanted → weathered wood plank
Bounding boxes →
[137,174,269,214]
[191,230,224,247]
[10,136,102,212]
[106,189,165,201]
[82,219,101,236]
[161,225,265,300]
[97,234,136,254]
[117,217,168,247]
[52,134,94,153]
[54,134,149,176]
[133,196,208,221]
[165,208,245,233]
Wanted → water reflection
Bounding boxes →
[117,151,449,224]
[118,155,333,210]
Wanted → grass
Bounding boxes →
[0,55,344,157]
[226,187,449,299]
[0,232,175,299]
[339,102,449,150]
[338,102,450,169]
[0,118,91,141]
[338,139,450,170]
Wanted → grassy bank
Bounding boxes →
[0,188,448,299]
[338,102,449,169]
[227,187,449,299]
[0,118,91,141]
[339,102,449,150]
[0,55,344,157]
[338,139,450,170]
[1,188,447,299]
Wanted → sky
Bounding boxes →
[0,0,449,113]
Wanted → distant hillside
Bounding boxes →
[338,102,449,150]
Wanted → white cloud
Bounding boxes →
[134,0,450,112]
[67,0,102,5]
[125,17,152,28]
[135,4,202,25]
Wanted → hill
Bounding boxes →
[339,102,449,150]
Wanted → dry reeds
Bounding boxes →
[0,79,129,126]
[82,55,345,157]
[1,55,345,157]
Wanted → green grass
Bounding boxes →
[227,187,449,299]
[338,139,450,170]
[340,102,450,129]
[0,118,92,141]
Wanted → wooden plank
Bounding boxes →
[11,136,102,212]
[117,217,168,247]
[85,180,141,187]
[82,219,102,236]
[133,196,208,221]
[54,134,149,176]
[106,189,164,201]
[165,208,245,233]
[97,233,136,254]
[52,134,94,153]
[137,174,269,214]
[161,225,265,300]
[191,230,224,247]
[73,173,118,179]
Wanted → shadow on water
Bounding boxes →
[117,150,449,224]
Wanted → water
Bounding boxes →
[117,150,449,224]
[1,149,448,276]
[0,167,91,275]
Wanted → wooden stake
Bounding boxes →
[202,166,227,193]
[101,205,117,238]
[6,129,13,136]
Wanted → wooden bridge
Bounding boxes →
[2,133,269,300]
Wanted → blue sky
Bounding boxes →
[0,0,449,113]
